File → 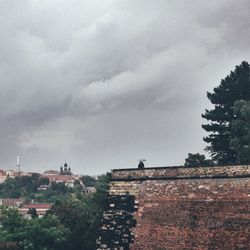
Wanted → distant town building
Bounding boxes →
[19,203,53,218]
[0,162,94,193]
[84,187,96,194]
[0,169,7,183]
[43,170,59,175]
[0,169,20,183]
[21,172,33,177]
[47,175,78,188]
[37,185,50,190]
[5,169,18,178]
[0,198,24,208]
[0,198,52,218]
[42,163,84,188]
[60,162,72,175]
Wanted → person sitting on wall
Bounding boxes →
[138,161,145,169]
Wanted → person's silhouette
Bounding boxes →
[138,161,144,169]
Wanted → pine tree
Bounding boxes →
[202,61,250,164]
[230,100,250,164]
[184,153,214,167]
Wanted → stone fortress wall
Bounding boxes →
[97,165,250,250]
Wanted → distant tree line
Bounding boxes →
[0,173,110,250]
[0,174,42,199]
[0,174,98,203]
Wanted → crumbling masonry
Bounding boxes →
[97,165,250,249]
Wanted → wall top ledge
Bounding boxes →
[111,165,250,181]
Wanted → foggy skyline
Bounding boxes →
[0,0,250,174]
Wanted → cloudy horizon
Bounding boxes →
[0,0,250,175]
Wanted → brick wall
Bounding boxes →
[98,165,250,250]
[132,178,249,250]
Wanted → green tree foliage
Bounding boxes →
[38,177,49,186]
[27,208,38,219]
[79,175,96,187]
[95,174,110,193]
[52,197,101,250]
[0,178,21,198]
[0,177,74,203]
[0,174,42,199]
[31,173,40,188]
[202,61,250,164]
[230,100,250,164]
[0,207,69,250]
[36,183,73,203]
[0,207,24,234]
[184,153,214,167]
[15,176,35,196]
[51,173,110,250]
[0,173,110,249]
[93,174,110,209]
[50,182,69,194]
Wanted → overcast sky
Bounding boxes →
[0,0,250,175]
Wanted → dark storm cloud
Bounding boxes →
[0,0,250,174]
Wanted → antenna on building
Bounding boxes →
[16,155,21,176]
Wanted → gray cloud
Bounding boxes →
[0,0,250,174]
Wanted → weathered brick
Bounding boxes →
[98,165,250,250]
